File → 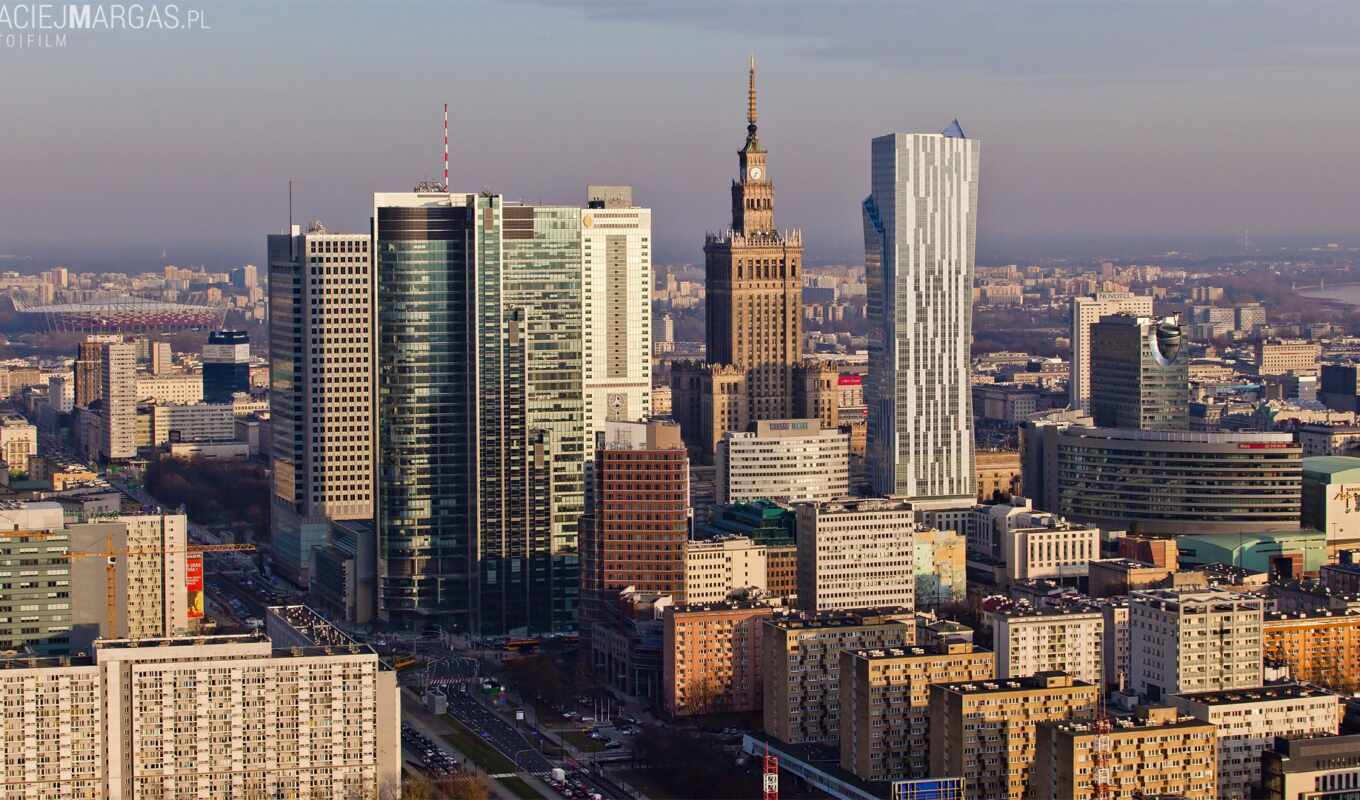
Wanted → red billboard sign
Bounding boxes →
[186,552,204,619]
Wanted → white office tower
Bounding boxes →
[864,123,979,507]
[0,606,400,799]
[1070,292,1155,411]
[717,419,850,504]
[796,497,916,612]
[266,224,374,587]
[582,186,652,446]
[100,341,137,460]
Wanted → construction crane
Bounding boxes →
[62,538,256,637]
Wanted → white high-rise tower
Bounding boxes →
[864,123,979,505]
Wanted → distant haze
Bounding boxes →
[2,0,1358,271]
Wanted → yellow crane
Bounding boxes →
[61,537,256,637]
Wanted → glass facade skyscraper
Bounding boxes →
[864,125,980,506]
[373,192,583,634]
[1090,314,1189,430]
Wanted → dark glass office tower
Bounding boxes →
[373,192,583,635]
[202,330,251,403]
[1090,314,1189,430]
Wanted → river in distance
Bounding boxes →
[1298,283,1360,308]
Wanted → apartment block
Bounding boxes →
[0,609,399,799]
[683,537,774,604]
[930,672,1100,800]
[1032,706,1217,800]
[1130,588,1264,700]
[795,497,915,613]
[100,341,136,461]
[1264,608,1360,693]
[1172,683,1340,800]
[763,610,915,745]
[1257,338,1321,377]
[148,402,236,445]
[716,419,849,505]
[839,642,994,781]
[988,601,1104,688]
[662,601,776,717]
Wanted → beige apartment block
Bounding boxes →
[929,672,1100,800]
[839,642,994,781]
[763,609,914,745]
[1032,706,1217,800]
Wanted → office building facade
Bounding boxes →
[796,498,916,612]
[267,226,375,589]
[0,502,72,656]
[716,419,849,505]
[1070,292,1155,411]
[202,329,251,403]
[864,125,979,504]
[581,186,652,448]
[1027,425,1303,534]
[1090,314,1188,430]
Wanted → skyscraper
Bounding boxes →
[675,60,802,461]
[74,338,103,408]
[100,340,136,460]
[202,329,251,403]
[373,191,587,634]
[1070,292,1155,411]
[582,186,652,447]
[864,124,980,505]
[266,224,374,587]
[1090,314,1188,430]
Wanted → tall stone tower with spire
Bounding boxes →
[675,59,804,460]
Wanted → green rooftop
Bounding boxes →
[1303,456,1360,484]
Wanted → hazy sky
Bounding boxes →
[3,0,1359,270]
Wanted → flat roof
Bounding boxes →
[1174,683,1336,706]
[937,672,1094,696]
[1303,456,1360,483]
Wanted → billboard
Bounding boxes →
[186,552,204,619]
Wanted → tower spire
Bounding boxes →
[747,55,758,135]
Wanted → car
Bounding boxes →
[604,741,623,749]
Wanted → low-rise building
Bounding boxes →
[1302,456,1360,551]
[0,414,38,473]
[1089,558,1173,597]
[762,609,915,745]
[975,450,1022,500]
[1257,338,1321,377]
[149,401,237,445]
[663,601,777,717]
[839,642,994,781]
[930,672,1100,800]
[1172,683,1340,800]
[1032,706,1218,800]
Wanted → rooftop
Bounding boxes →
[1303,455,1360,483]
[937,672,1094,696]
[766,608,915,631]
[1174,683,1336,706]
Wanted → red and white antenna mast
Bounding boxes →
[762,743,778,800]
[443,103,449,192]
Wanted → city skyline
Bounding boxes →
[4,1,1360,272]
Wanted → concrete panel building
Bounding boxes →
[839,642,994,781]
[795,498,915,612]
[1032,707,1217,800]
[1261,734,1360,800]
[1172,684,1339,800]
[662,601,777,717]
[1263,608,1360,693]
[1130,588,1264,700]
[0,609,400,799]
[716,419,849,505]
[929,672,1100,800]
[762,610,915,745]
[988,602,1104,688]
[100,341,137,461]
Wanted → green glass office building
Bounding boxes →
[373,192,582,634]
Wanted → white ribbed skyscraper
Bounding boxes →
[864,123,979,506]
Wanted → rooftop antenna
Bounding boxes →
[443,103,449,192]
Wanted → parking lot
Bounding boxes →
[401,720,463,778]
